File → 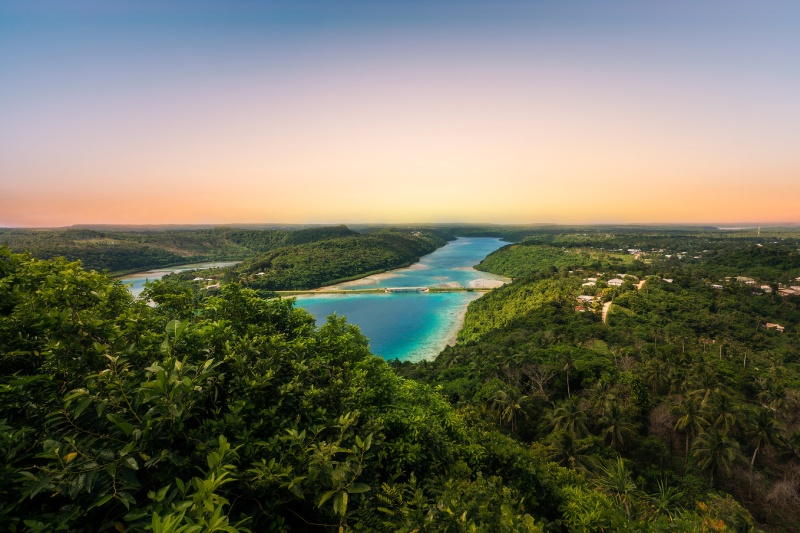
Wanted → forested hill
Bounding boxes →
[0,225,358,274]
[477,230,800,282]
[0,247,750,531]
[224,230,448,291]
[396,233,800,532]
[475,243,635,279]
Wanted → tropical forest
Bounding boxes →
[2,224,800,532]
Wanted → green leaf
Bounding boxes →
[106,414,134,437]
[88,494,114,510]
[318,490,336,508]
[122,456,139,470]
[73,397,93,418]
[28,475,55,499]
[119,441,136,457]
[348,482,370,494]
[117,491,136,510]
[332,492,342,515]
[123,508,149,521]
[150,484,171,502]
[289,483,304,499]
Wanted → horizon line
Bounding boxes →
[2,221,800,231]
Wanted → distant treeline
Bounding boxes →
[0,225,365,274]
[5,223,794,276]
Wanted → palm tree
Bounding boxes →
[587,378,616,414]
[598,400,635,450]
[562,352,575,398]
[492,390,529,433]
[746,407,783,468]
[550,396,589,439]
[642,359,670,395]
[692,427,744,487]
[544,431,591,471]
[758,381,787,417]
[702,389,741,436]
[685,362,717,395]
[672,392,707,460]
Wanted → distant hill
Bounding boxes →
[231,230,448,290]
[0,226,358,274]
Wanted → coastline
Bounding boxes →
[293,237,510,363]
[118,260,242,280]
[443,296,478,349]
[317,269,509,292]
[315,269,401,291]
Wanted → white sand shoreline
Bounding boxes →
[443,298,476,348]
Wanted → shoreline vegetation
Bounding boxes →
[2,225,800,530]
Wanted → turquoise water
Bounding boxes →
[120,261,241,297]
[336,237,509,289]
[295,237,509,361]
[297,292,482,361]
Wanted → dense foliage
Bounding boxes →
[397,233,800,532]
[228,230,447,291]
[0,226,357,275]
[1,247,583,531]
[5,226,799,531]
[475,244,634,279]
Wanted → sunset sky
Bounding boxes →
[2,1,799,227]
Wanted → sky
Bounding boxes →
[1,0,799,227]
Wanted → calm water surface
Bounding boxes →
[295,238,509,361]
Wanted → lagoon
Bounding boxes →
[295,237,509,362]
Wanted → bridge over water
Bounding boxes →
[276,286,492,296]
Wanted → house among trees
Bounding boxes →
[607,278,624,287]
[765,323,785,332]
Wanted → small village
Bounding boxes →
[575,268,800,331]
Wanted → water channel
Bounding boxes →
[119,238,509,362]
[294,238,509,361]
